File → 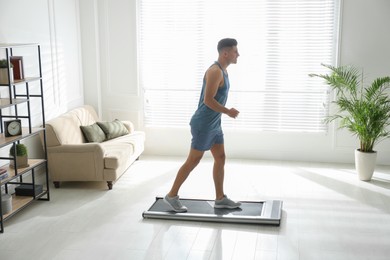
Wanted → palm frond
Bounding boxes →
[310,64,390,152]
[310,64,361,98]
[365,76,390,101]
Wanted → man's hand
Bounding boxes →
[227,108,239,119]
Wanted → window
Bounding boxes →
[138,0,340,132]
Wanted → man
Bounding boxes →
[164,38,241,212]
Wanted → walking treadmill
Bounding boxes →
[143,197,282,226]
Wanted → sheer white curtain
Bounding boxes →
[138,0,340,132]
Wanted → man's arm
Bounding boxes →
[203,66,239,118]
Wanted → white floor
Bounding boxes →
[1,156,390,260]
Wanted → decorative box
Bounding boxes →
[15,184,43,196]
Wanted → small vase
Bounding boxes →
[1,193,12,214]
[354,149,377,181]
[10,155,29,169]
[0,68,14,84]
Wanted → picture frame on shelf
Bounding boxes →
[10,56,24,80]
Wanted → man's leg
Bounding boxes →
[167,148,204,197]
[211,143,242,209]
[210,143,226,200]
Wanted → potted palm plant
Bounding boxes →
[9,143,29,169]
[310,64,390,181]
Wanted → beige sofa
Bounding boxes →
[44,105,145,189]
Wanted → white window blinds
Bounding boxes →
[138,0,340,132]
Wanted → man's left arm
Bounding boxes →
[203,67,239,118]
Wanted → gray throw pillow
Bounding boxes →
[97,119,129,140]
[80,123,106,143]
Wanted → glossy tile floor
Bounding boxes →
[1,156,390,260]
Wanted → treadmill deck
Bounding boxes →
[143,197,282,225]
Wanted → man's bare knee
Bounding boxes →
[187,154,203,166]
[214,153,226,165]
[186,149,204,166]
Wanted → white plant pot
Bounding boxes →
[0,68,13,84]
[354,149,377,181]
[1,193,12,214]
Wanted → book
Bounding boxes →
[0,167,8,180]
[10,56,24,80]
[0,171,8,180]
[0,167,7,174]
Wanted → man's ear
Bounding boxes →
[222,49,229,57]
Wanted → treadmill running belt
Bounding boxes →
[143,197,282,226]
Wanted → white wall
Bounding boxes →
[79,0,141,124]
[80,0,390,165]
[0,1,389,165]
[335,0,390,164]
[0,0,84,119]
[0,0,84,158]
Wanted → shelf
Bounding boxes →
[0,159,46,185]
[0,98,28,109]
[0,128,44,146]
[2,190,48,220]
[0,77,42,87]
[0,42,48,233]
[13,77,42,85]
[0,43,39,49]
[2,194,33,219]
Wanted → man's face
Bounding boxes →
[226,46,240,64]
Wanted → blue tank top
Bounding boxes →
[190,62,230,131]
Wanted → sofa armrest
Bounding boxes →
[121,120,135,133]
[46,143,105,182]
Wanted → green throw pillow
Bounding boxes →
[97,119,129,140]
[80,123,106,143]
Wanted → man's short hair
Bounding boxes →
[217,38,238,53]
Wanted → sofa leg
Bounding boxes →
[53,181,60,188]
[107,181,113,190]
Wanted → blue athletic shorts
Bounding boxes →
[191,128,224,151]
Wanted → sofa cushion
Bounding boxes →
[102,141,135,169]
[97,120,129,140]
[72,105,99,125]
[46,113,85,146]
[80,123,106,143]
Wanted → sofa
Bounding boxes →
[44,105,145,189]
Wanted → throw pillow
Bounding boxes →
[80,123,106,143]
[97,119,129,140]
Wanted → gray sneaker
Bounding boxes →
[214,195,241,209]
[164,195,188,212]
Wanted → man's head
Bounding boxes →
[217,38,238,53]
[217,38,239,65]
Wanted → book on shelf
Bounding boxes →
[10,56,24,80]
[0,167,8,180]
